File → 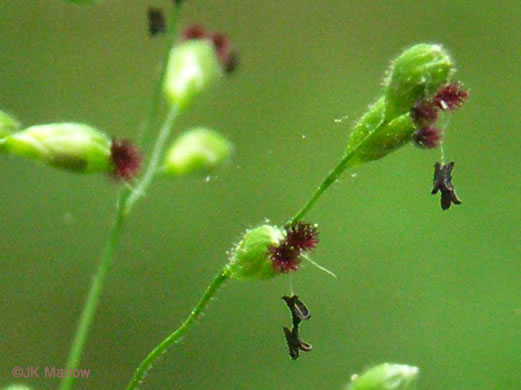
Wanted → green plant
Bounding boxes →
[1,1,468,389]
[125,39,468,389]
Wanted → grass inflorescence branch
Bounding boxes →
[126,42,469,386]
[1,4,469,386]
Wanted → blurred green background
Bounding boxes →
[1,1,521,389]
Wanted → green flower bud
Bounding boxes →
[163,128,232,176]
[0,110,21,138]
[384,43,454,121]
[0,123,111,173]
[3,385,33,390]
[347,363,418,390]
[163,40,221,110]
[345,97,415,167]
[343,44,460,167]
[225,225,284,280]
[344,97,384,165]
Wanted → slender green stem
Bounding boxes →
[126,270,229,390]
[59,190,129,390]
[288,153,354,225]
[60,104,179,390]
[138,5,182,149]
[288,121,388,224]
[60,5,184,388]
[125,105,179,214]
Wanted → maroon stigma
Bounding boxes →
[433,83,469,111]
[268,243,300,273]
[413,126,441,149]
[181,24,239,74]
[182,24,207,40]
[110,139,141,181]
[284,222,319,252]
[210,32,229,59]
[410,100,438,127]
[267,221,319,274]
[410,82,468,149]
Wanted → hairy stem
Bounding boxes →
[126,270,229,390]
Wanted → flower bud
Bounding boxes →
[0,110,20,138]
[344,98,416,166]
[344,97,384,165]
[0,123,112,173]
[225,225,284,280]
[163,40,221,110]
[3,385,33,390]
[347,363,418,390]
[384,44,454,121]
[162,128,232,176]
